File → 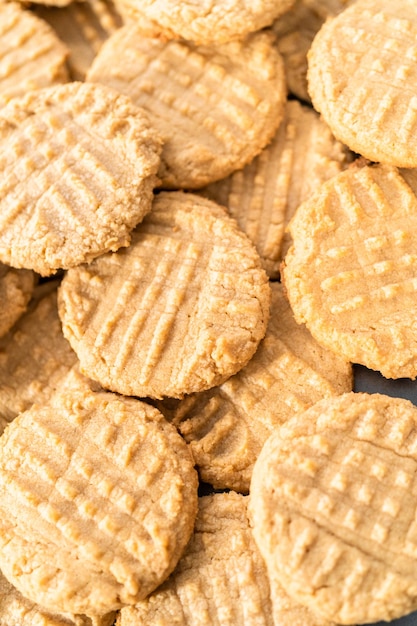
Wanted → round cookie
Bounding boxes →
[0,2,69,106]
[0,386,198,616]
[58,191,271,399]
[86,25,286,189]
[0,263,35,338]
[200,99,351,278]
[308,0,417,167]
[113,0,297,45]
[157,282,352,493]
[281,161,417,379]
[0,81,162,275]
[249,392,417,624]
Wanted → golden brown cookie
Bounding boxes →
[58,191,270,399]
[0,2,69,106]
[117,491,330,626]
[33,0,124,81]
[200,99,351,277]
[0,81,162,275]
[113,0,297,45]
[87,25,287,189]
[308,0,417,166]
[281,161,417,379]
[0,568,116,626]
[0,283,78,433]
[0,262,35,338]
[0,386,198,616]
[249,391,417,624]
[272,0,324,102]
[156,282,352,493]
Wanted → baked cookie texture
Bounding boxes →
[0,385,198,616]
[281,161,417,379]
[0,283,78,432]
[272,0,324,102]
[308,0,417,166]
[200,98,351,278]
[33,0,124,81]
[156,282,352,493]
[0,568,116,625]
[0,263,35,339]
[117,492,331,626]
[58,191,271,399]
[112,0,297,45]
[0,81,162,275]
[250,392,417,624]
[0,2,69,106]
[86,25,287,189]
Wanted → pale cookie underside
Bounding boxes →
[308,0,417,166]
[113,0,297,44]
[87,27,286,189]
[33,0,124,81]
[200,99,350,277]
[282,163,417,379]
[250,392,417,624]
[0,390,198,615]
[0,81,161,275]
[0,263,35,338]
[0,286,78,431]
[0,2,69,105]
[157,282,352,493]
[58,192,270,399]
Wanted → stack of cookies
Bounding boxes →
[0,0,417,625]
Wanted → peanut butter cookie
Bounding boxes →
[282,161,417,379]
[0,2,69,106]
[201,99,351,278]
[58,192,270,399]
[87,26,286,189]
[33,0,124,81]
[0,283,77,432]
[0,386,198,616]
[113,0,297,45]
[0,263,35,338]
[0,81,162,275]
[250,391,417,624]
[308,0,417,166]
